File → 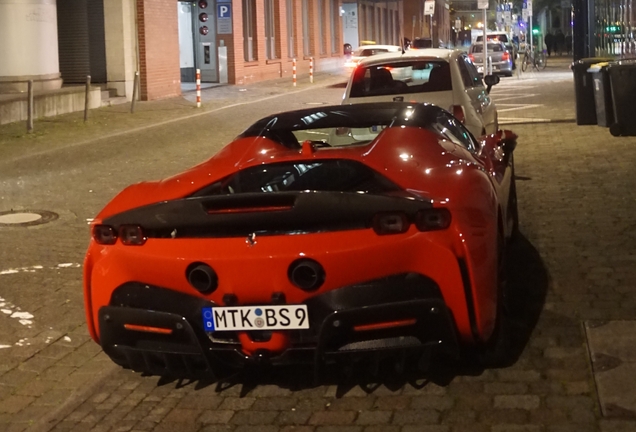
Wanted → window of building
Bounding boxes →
[265,0,278,59]
[360,5,367,40]
[394,11,399,44]
[374,7,379,43]
[318,0,326,55]
[387,10,395,44]
[243,0,256,61]
[302,0,311,56]
[330,0,338,54]
[287,0,295,58]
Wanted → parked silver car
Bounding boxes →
[469,42,514,77]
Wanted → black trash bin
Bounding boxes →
[572,58,614,125]
[607,60,636,136]
[589,62,614,127]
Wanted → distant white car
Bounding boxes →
[342,48,500,137]
[475,31,518,60]
[344,44,402,70]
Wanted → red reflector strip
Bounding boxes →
[206,205,293,214]
[354,318,417,332]
[123,324,173,335]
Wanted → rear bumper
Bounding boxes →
[97,274,460,378]
[475,61,513,75]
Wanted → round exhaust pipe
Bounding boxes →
[288,259,325,292]
[186,263,218,294]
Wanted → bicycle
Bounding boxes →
[521,46,547,72]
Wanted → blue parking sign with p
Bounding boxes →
[217,4,231,19]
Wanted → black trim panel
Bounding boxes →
[102,191,432,239]
[99,274,460,377]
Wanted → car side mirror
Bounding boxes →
[498,129,518,154]
[484,74,500,93]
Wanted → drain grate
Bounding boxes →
[0,210,59,227]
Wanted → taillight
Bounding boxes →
[119,225,147,245]
[415,209,451,231]
[92,225,117,245]
[450,105,466,123]
[502,51,510,61]
[372,212,409,235]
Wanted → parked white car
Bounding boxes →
[342,48,499,137]
[344,44,403,70]
[475,31,518,60]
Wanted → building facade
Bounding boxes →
[0,0,458,108]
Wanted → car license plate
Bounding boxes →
[202,305,309,331]
[478,66,484,73]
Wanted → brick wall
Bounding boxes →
[134,0,342,91]
[137,0,181,100]
[229,0,343,85]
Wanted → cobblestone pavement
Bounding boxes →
[2,59,636,432]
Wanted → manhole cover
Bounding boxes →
[0,210,59,227]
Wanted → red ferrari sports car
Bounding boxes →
[83,102,518,379]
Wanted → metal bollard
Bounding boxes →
[293,58,297,87]
[84,75,91,122]
[196,69,201,108]
[27,80,34,133]
[131,71,139,113]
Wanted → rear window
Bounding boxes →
[193,160,401,196]
[411,38,433,48]
[349,61,452,98]
[471,43,504,53]
[476,34,509,43]
[355,48,388,57]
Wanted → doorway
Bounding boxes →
[177,0,219,85]
[178,2,196,82]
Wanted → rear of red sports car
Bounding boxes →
[83,103,516,378]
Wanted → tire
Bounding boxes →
[538,53,547,70]
[474,230,511,368]
[508,173,520,240]
[521,56,528,72]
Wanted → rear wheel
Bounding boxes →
[475,230,511,367]
[521,54,529,72]
[538,52,547,70]
[508,171,519,240]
